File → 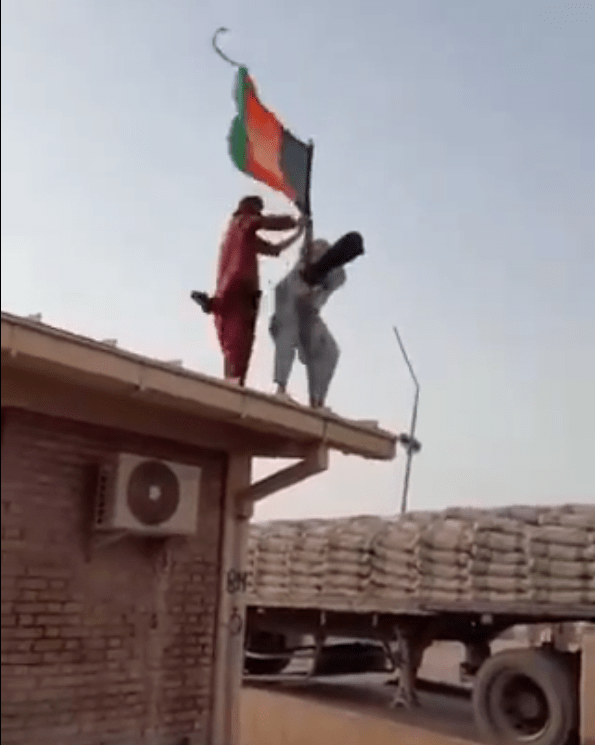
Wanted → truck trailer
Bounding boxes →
[243,505,595,745]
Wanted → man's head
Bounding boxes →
[297,238,330,272]
[236,195,264,216]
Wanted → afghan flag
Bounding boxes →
[228,67,312,212]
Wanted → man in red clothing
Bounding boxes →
[192,195,305,386]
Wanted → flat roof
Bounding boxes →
[1,312,396,461]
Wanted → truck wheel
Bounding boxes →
[244,631,291,676]
[472,648,576,745]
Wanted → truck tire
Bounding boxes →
[472,648,576,745]
[244,631,291,676]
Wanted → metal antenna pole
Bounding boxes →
[393,326,420,514]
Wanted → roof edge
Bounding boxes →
[1,311,397,460]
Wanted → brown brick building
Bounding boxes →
[1,312,396,745]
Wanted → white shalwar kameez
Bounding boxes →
[269,240,346,407]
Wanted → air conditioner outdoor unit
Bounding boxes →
[94,453,201,536]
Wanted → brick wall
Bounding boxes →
[1,408,226,745]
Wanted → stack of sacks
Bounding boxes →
[469,516,530,602]
[248,506,595,609]
[246,523,262,594]
[250,521,300,600]
[321,516,382,599]
[405,510,441,524]
[444,507,489,522]
[417,519,474,603]
[370,519,422,602]
[528,506,595,605]
[493,505,544,526]
[288,519,329,601]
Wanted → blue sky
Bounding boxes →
[2,0,594,520]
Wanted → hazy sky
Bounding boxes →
[2,0,594,520]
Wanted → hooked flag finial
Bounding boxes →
[212,28,245,69]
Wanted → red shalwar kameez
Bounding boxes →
[212,211,296,385]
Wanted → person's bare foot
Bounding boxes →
[275,388,298,404]
[191,291,213,314]
[311,401,332,414]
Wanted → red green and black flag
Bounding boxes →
[228,67,312,212]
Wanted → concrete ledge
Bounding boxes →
[240,688,480,745]
[1,311,396,461]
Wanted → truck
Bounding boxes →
[242,505,595,745]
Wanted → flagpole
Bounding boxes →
[302,140,315,265]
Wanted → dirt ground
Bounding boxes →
[243,625,591,743]
[243,636,528,743]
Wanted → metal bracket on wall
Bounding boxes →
[86,531,175,561]
[85,530,128,561]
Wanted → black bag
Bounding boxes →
[301,232,364,287]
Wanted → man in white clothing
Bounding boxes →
[269,233,363,409]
